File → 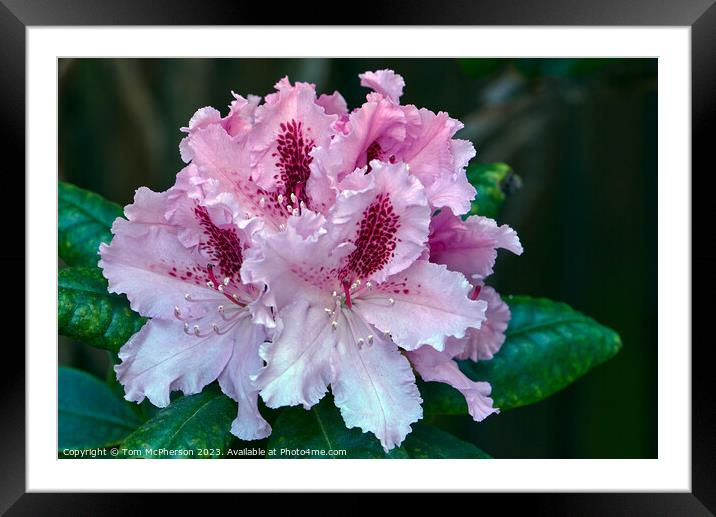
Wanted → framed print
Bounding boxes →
[3,0,712,513]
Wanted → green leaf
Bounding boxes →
[421,296,622,415]
[466,162,522,218]
[58,266,146,352]
[58,181,123,267]
[401,424,491,458]
[120,385,236,458]
[267,396,489,459]
[59,367,141,451]
[267,397,407,458]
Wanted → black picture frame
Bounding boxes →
[3,0,711,513]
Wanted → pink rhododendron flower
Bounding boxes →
[99,181,272,440]
[241,161,487,450]
[312,70,478,216]
[100,68,522,451]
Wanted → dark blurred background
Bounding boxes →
[58,58,657,459]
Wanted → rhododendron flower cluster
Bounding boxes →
[100,69,522,450]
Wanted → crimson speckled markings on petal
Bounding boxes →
[194,205,243,280]
[272,119,314,208]
[340,193,400,282]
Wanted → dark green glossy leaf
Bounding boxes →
[58,180,123,267]
[401,424,491,459]
[466,162,521,218]
[120,385,236,458]
[267,396,489,459]
[267,396,408,458]
[59,367,141,451]
[58,267,146,352]
[421,296,622,415]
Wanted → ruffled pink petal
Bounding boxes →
[100,190,212,320]
[359,69,406,103]
[217,313,271,440]
[183,124,293,230]
[400,109,476,214]
[429,208,523,281]
[115,317,235,407]
[328,161,430,284]
[241,210,345,311]
[449,285,511,362]
[407,344,497,422]
[311,95,408,189]
[100,186,257,320]
[331,311,422,451]
[256,298,336,409]
[424,167,477,216]
[248,77,338,212]
[316,91,348,116]
[355,260,486,351]
[224,93,261,138]
[179,94,260,162]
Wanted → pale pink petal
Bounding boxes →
[183,124,293,230]
[328,161,430,284]
[224,93,261,138]
[355,260,486,351]
[218,313,271,440]
[311,96,408,189]
[429,208,523,280]
[316,91,348,116]
[400,109,476,214]
[240,210,344,311]
[100,186,256,320]
[331,312,422,451]
[450,285,511,362]
[408,344,497,421]
[248,77,338,212]
[179,107,224,163]
[425,168,477,216]
[256,298,336,409]
[359,69,406,103]
[115,318,234,407]
[100,190,211,320]
[179,94,260,162]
